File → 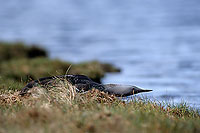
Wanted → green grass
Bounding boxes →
[0,58,119,91]
[0,81,199,133]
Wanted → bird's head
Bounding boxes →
[103,84,152,96]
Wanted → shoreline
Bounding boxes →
[0,83,199,133]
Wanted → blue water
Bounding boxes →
[1,0,200,108]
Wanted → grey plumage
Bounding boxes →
[19,74,152,97]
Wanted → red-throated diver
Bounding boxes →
[19,75,152,97]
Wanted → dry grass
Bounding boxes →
[0,80,200,133]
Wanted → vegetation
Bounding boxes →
[0,80,200,133]
[0,41,120,91]
[0,41,199,133]
[0,41,47,61]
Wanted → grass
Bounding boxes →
[0,58,120,91]
[0,79,200,133]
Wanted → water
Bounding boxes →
[1,0,200,108]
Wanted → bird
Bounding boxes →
[19,74,152,97]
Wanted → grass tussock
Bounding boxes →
[0,80,200,133]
